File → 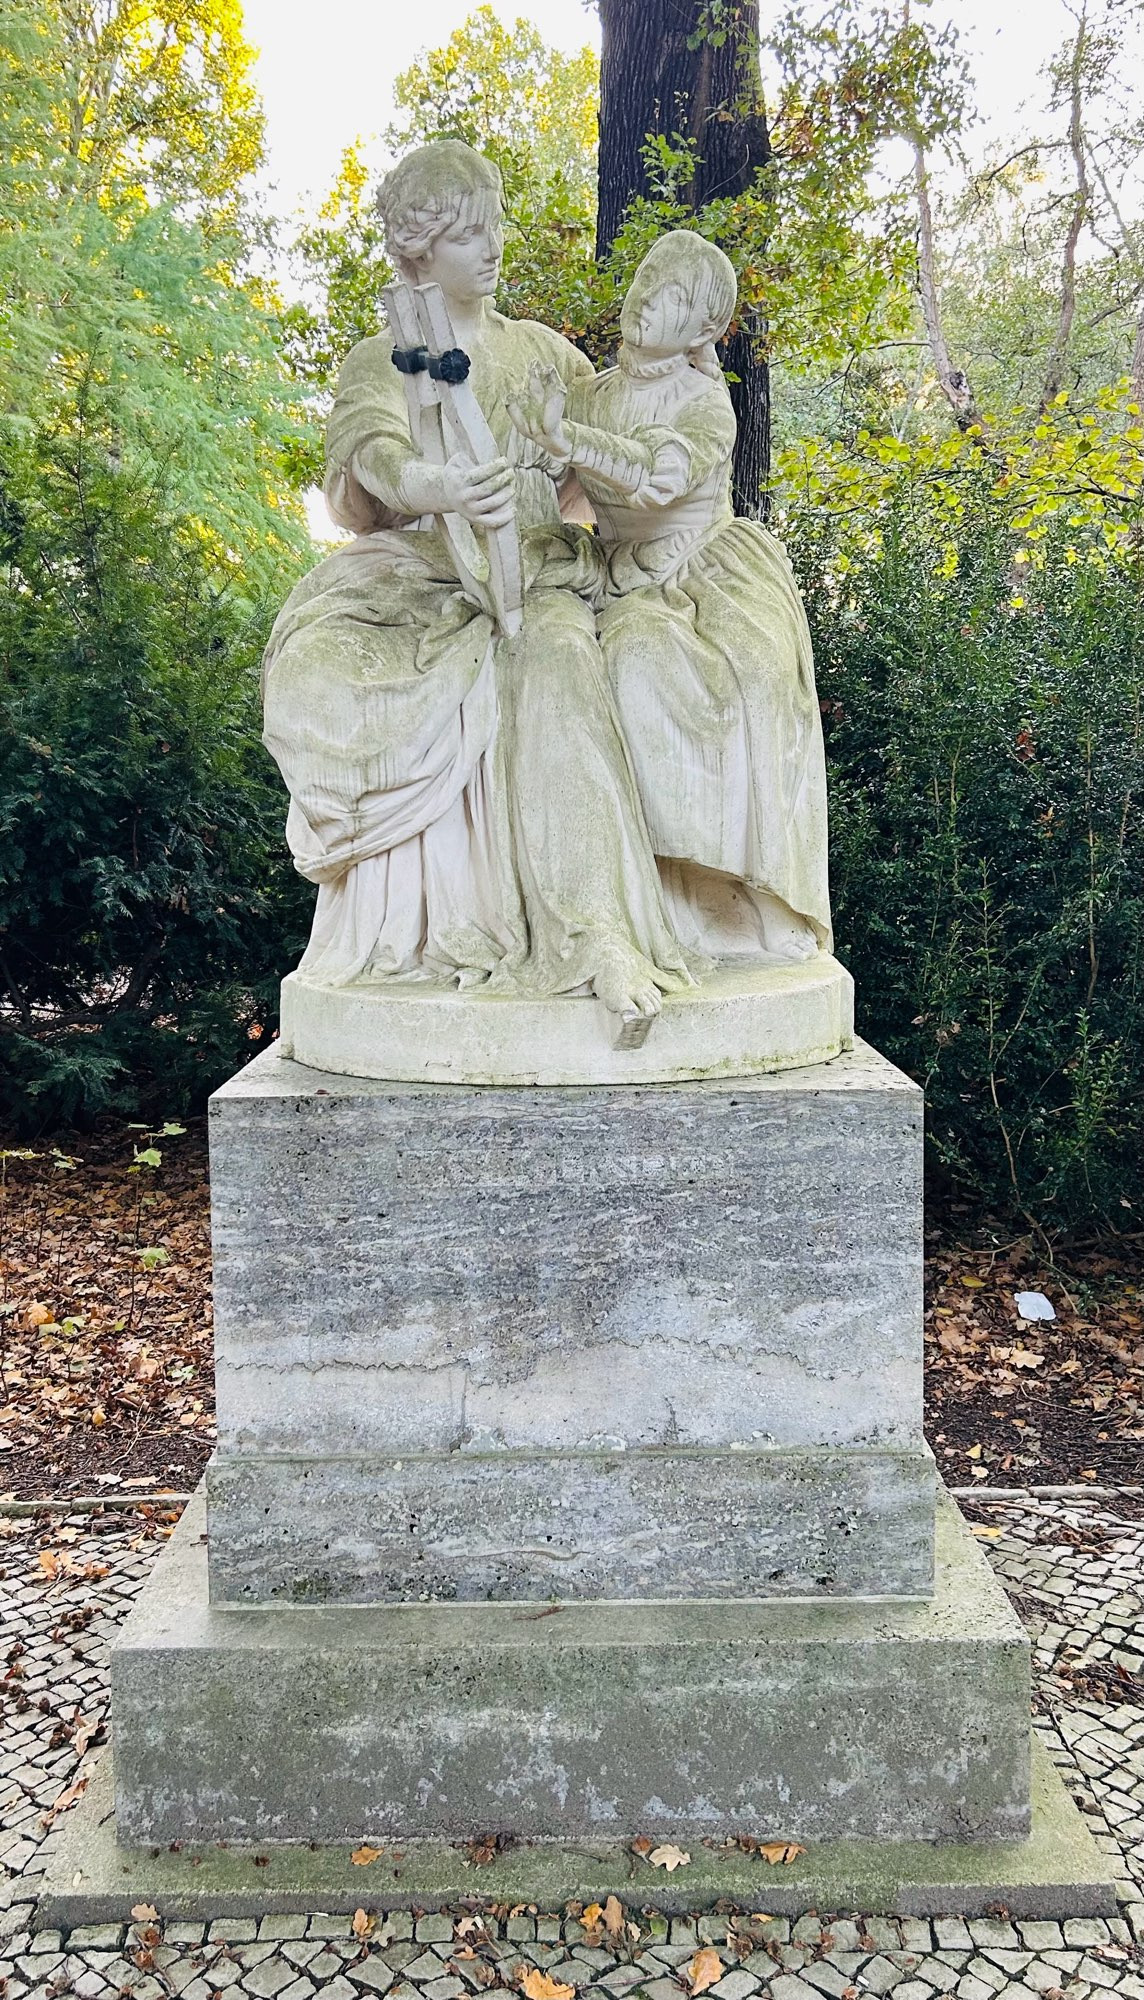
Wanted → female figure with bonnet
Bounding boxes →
[510,231,832,965]
[262,141,691,1025]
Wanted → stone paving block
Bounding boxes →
[244,1959,299,1997]
[416,1918,455,1945]
[799,1964,852,1997]
[353,1966,395,1995]
[259,1917,310,1942]
[709,1973,760,2000]
[916,1960,960,1993]
[857,1955,904,1994]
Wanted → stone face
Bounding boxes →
[208,1038,926,1603]
[206,1444,936,1605]
[279,957,855,1087]
[111,1490,1027,1847]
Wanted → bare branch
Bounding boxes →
[1042,5,1093,409]
[912,135,983,432]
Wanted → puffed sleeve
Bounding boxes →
[565,380,736,506]
[323,332,419,534]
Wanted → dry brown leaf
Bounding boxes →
[39,1765,93,1829]
[351,1844,383,1866]
[25,1302,53,1329]
[73,1714,98,1756]
[648,1843,691,1872]
[520,1971,575,2000]
[1009,1348,1045,1369]
[603,1896,624,1937]
[630,1834,653,1856]
[689,1948,724,1994]
[757,1840,806,1865]
[131,1904,159,1923]
[352,1909,375,1939]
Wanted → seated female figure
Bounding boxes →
[509,232,833,965]
[261,142,691,1028]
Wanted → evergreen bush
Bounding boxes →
[794,487,1144,1235]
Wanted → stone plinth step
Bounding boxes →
[39,1735,1116,1927]
[111,1491,1025,1849]
[205,1444,936,1604]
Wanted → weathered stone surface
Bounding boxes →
[209,1040,923,1460]
[279,957,854,1087]
[111,1490,1027,1847]
[205,1444,936,1604]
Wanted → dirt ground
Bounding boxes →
[0,1121,1141,1500]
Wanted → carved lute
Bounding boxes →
[382,280,524,639]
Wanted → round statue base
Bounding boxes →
[278,956,854,1086]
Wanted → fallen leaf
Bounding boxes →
[960,1275,986,1289]
[971,1525,1003,1540]
[131,1904,159,1923]
[965,1444,982,1460]
[351,1844,383,1866]
[1009,1348,1045,1370]
[689,1948,723,1994]
[648,1843,691,1872]
[73,1714,98,1756]
[520,1971,575,2000]
[25,1302,54,1328]
[38,1550,58,1578]
[603,1896,623,1937]
[630,1834,653,1856]
[757,1840,806,1865]
[352,1908,375,1940]
[581,1903,604,1930]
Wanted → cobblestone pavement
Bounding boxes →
[2,1493,1143,2000]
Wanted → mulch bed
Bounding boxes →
[0,1121,1141,1499]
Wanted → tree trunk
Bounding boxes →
[595,0,772,516]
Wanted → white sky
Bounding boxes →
[242,0,1131,223]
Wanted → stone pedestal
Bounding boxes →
[205,1040,931,1604]
[104,1035,1057,1873]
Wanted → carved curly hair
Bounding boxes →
[377,140,504,276]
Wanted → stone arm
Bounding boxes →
[510,361,736,512]
[323,332,512,535]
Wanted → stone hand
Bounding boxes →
[438,454,516,529]
[507,364,571,461]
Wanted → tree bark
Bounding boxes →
[595,0,772,516]
[1042,4,1091,409]
[912,136,983,432]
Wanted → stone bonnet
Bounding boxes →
[377,139,505,275]
[622,230,739,375]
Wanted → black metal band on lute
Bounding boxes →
[391,345,429,375]
[428,348,471,384]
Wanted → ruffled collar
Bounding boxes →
[618,345,692,382]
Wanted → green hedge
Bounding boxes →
[794,493,1143,1234]
[0,442,312,1131]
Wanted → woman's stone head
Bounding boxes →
[621,232,738,374]
[378,141,505,300]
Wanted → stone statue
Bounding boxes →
[507,231,831,967]
[262,140,850,1082]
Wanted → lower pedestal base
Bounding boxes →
[40,1737,1117,1925]
[110,1491,1028,1849]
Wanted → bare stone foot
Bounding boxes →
[592,955,663,1048]
[758,894,819,963]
